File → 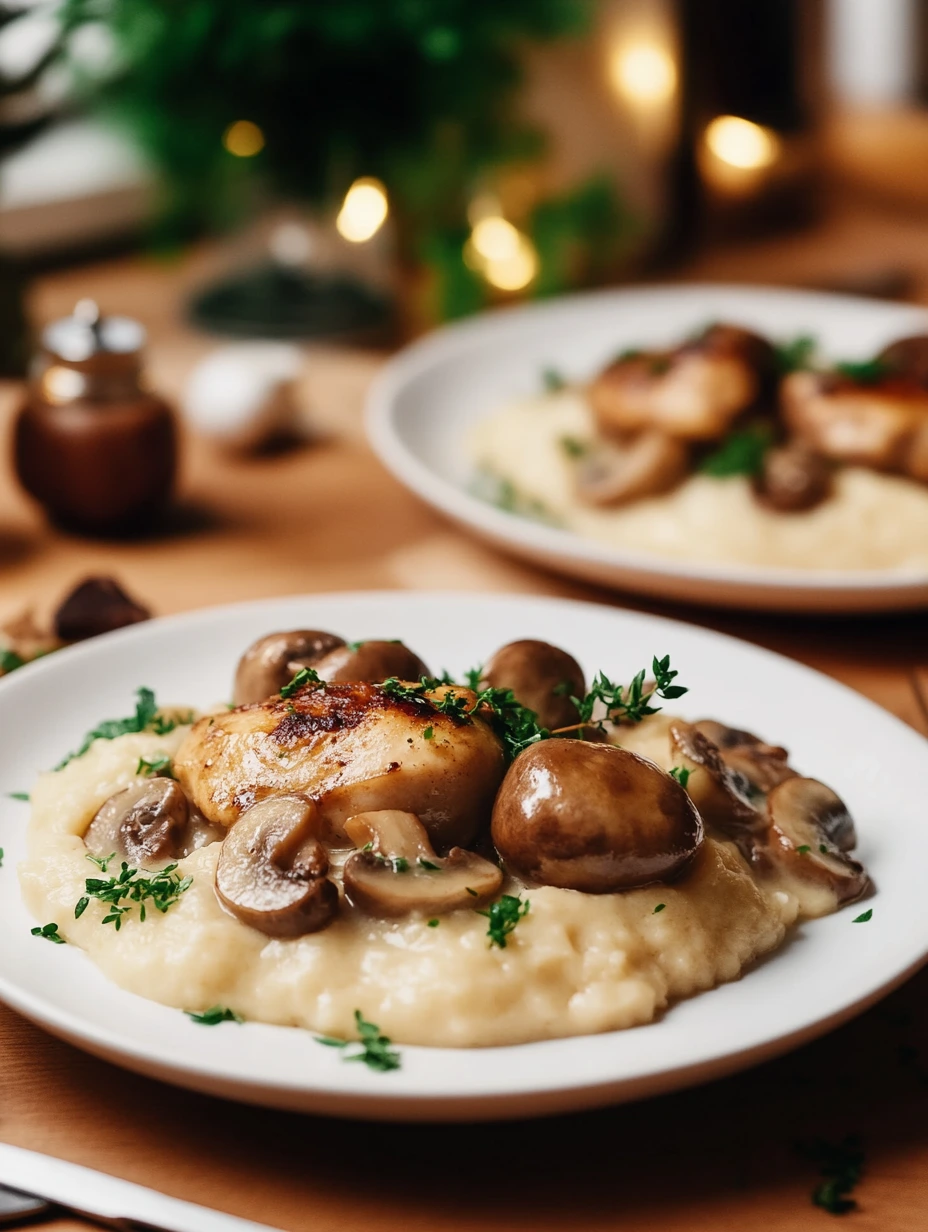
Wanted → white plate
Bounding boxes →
[0,591,925,1121]
[366,284,928,613]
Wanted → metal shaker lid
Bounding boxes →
[42,300,146,363]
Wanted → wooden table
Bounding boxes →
[3,202,928,1231]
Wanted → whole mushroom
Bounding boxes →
[480,639,586,732]
[84,777,221,868]
[491,739,703,892]
[233,629,345,705]
[342,810,502,916]
[215,795,338,936]
[312,640,429,685]
[752,443,832,513]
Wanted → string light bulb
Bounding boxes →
[610,42,677,105]
[704,115,781,170]
[336,177,389,243]
[222,120,265,158]
[464,215,538,291]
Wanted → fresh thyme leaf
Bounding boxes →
[315,1010,401,1072]
[427,918,440,927]
[8,791,29,802]
[572,656,687,728]
[819,844,828,854]
[559,435,589,459]
[77,861,192,929]
[0,847,3,867]
[136,754,175,778]
[853,909,873,923]
[796,844,811,855]
[835,357,889,385]
[479,894,530,949]
[700,424,773,478]
[85,851,115,873]
[803,1136,865,1215]
[669,766,691,787]
[464,666,483,690]
[392,856,410,873]
[542,366,566,391]
[774,334,816,373]
[418,857,441,871]
[0,647,26,674]
[56,688,182,770]
[186,1005,243,1025]
[653,903,666,914]
[280,666,322,698]
[423,725,434,740]
[31,922,65,944]
[346,640,365,652]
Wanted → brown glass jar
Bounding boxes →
[14,301,177,536]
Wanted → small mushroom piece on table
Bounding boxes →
[233,629,346,705]
[215,795,339,936]
[85,777,219,868]
[491,739,703,893]
[343,810,502,915]
[480,639,586,732]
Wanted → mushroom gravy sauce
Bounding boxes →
[20,717,838,1047]
[471,391,928,573]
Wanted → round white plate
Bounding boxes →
[366,284,928,613]
[0,591,924,1121]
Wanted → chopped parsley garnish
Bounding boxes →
[700,423,774,478]
[0,647,26,674]
[315,1010,401,1073]
[796,844,811,855]
[8,791,29,802]
[774,334,816,373]
[835,357,889,385]
[542,366,567,391]
[0,847,4,867]
[479,894,530,949]
[75,861,192,929]
[820,844,828,854]
[559,435,589,459]
[852,909,873,923]
[804,1136,865,1215]
[85,851,115,872]
[423,725,434,740]
[392,856,410,873]
[56,688,190,770]
[136,754,175,778]
[669,766,691,787]
[280,666,322,699]
[418,857,441,871]
[186,1005,243,1025]
[653,903,666,914]
[31,922,65,944]
[427,918,440,927]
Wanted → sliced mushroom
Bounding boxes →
[312,640,429,684]
[669,722,762,844]
[752,443,832,513]
[690,720,796,795]
[491,739,703,892]
[233,629,345,705]
[781,369,928,482]
[84,777,221,867]
[342,810,502,916]
[588,323,775,442]
[215,795,338,936]
[763,776,869,904]
[480,639,585,731]
[572,433,689,507]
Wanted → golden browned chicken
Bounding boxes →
[173,680,506,850]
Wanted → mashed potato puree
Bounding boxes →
[470,390,928,572]
[18,724,806,1047]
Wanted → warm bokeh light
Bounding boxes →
[465,216,538,291]
[336,177,389,243]
[610,42,677,105]
[222,119,265,158]
[704,115,781,170]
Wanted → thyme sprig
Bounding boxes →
[571,656,687,727]
[316,1010,401,1073]
[31,922,65,944]
[75,861,192,929]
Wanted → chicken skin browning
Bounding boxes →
[173,681,506,851]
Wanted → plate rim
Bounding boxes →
[1,588,926,1119]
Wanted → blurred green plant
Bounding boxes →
[60,0,632,317]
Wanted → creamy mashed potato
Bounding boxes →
[470,390,928,572]
[19,723,809,1046]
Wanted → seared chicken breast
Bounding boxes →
[174,681,506,850]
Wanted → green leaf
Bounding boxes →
[773,334,816,373]
[835,358,889,385]
[280,666,322,698]
[653,903,666,914]
[315,1010,401,1072]
[700,424,773,478]
[31,922,65,944]
[56,688,188,770]
[852,908,873,923]
[186,1005,243,1025]
[478,894,530,949]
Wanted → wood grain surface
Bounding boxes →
[2,202,928,1231]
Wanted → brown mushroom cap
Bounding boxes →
[763,776,869,904]
[215,795,338,936]
[491,739,703,892]
[312,640,429,685]
[690,720,796,795]
[669,721,762,841]
[233,629,346,706]
[342,810,502,916]
[480,639,586,732]
[573,433,689,508]
[878,334,928,385]
[752,443,832,513]
[84,777,217,868]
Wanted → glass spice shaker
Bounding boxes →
[14,300,177,536]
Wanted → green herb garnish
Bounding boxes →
[653,903,666,914]
[56,688,189,770]
[796,844,811,855]
[805,1136,865,1215]
[418,858,441,871]
[559,435,589,459]
[85,851,115,872]
[8,791,29,802]
[315,1009,401,1073]
[186,1005,243,1025]
[774,334,816,373]
[572,656,687,728]
[136,754,175,778]
[280,666,322,699]
[700,424,773,478]
[427,918,440,927]
[31,922,65,944]
[542,366,566,391]
[479,894,530,949]
[0,847,4,867]
[852,909,873,923]
[835,358,889,385]
[0,647,26,674]
[669,766,690,787]
[423,725,434,740]
[75,861,192,929]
